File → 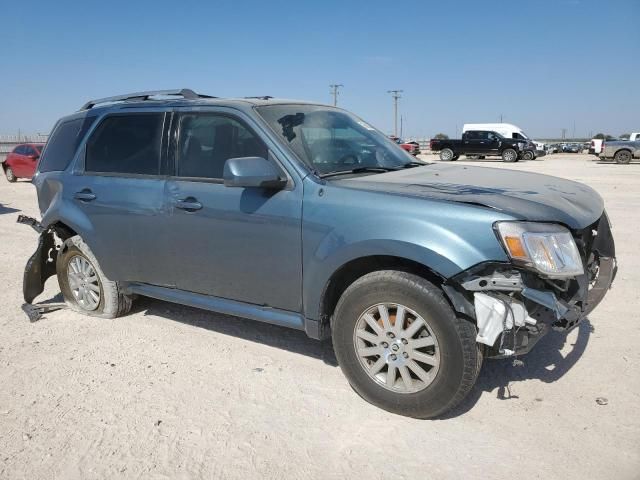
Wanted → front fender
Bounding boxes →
[301,179,511,321]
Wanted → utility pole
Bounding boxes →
[572,120,576,140]
[387,90,403,136]
[561,128,567,140]
[499,114,503,123]
[400,115,404,139]
[329,84,343,106]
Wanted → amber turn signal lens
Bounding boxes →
[504,236,527,258]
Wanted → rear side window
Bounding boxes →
[39,116,97,172]
[86,114,163,175]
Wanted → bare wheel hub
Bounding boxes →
[353,303,440,394]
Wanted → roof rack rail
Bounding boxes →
[244,96,273,100]
[79,89,216,111]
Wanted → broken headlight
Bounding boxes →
[495,222,584,278]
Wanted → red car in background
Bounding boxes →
[2,143,44,182]
[389,136,421,156]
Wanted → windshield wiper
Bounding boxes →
[402,161,428,168]
[319,166,399,179]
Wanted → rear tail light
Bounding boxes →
[429,139,435,149]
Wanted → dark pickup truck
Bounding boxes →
[430,130,536,162]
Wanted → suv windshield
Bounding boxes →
[256,104,415,175]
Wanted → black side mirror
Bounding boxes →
[223,157,287,189]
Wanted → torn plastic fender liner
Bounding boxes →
[18,216,58,304]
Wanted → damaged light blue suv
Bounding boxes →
[20,89,617,418]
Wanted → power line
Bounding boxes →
[329,84,343,106]
[387,90,403,137]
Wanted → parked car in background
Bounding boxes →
[629,132,640,142]
[2,143,44,182]
[547,144,561,154]
[562,143,581,153]
[19,89,617,419]
[599,139,640,164]
[430,130,536,162]
[389,136,421,156]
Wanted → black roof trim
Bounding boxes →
[79,89,216,111]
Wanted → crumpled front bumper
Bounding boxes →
[443,213,617,358]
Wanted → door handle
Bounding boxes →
[175,197,203,212]
[74,190,96,202]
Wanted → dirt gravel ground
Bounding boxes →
[0,153,638,479]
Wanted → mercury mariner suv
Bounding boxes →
[20,89,616,418]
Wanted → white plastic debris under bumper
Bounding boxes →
[474,293,537,347]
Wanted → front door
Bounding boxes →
[11,146,29,177]
[485,131,502,155]
[164,111,303,312]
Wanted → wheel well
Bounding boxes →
[615,148,632,156]
[320,256,444,325]
[50,221,77,241]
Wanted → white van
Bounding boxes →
[462,123,544,157]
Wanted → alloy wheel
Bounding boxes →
[67,255,101,311]
[353,303,440,393]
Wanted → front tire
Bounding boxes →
[502,148,518,162]
[439,148,455,161]
[57,236,133,318]
[5,166,16,182]
[614,150,632,164]
[332,271,482,419]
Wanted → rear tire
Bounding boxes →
[614,150,632,165]
[5,166,16,182]
[502,149,518,162]
[439,148,455,161]
[522,151,534,160]
[332,271,482,419]
[57,235,133,318]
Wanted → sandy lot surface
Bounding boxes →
[1,154,639,479]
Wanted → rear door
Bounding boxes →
[68,110,173,284]
[463,131,488,154]
[163,108,303,312]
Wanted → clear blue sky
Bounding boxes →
[1,0,638,139]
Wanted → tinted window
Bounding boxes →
[39,116,98,172]
[86,114,163,175]
[177,114,268,179]
[465,131,479,140]
[14,146,25,154]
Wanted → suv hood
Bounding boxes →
[337,163,603,229]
